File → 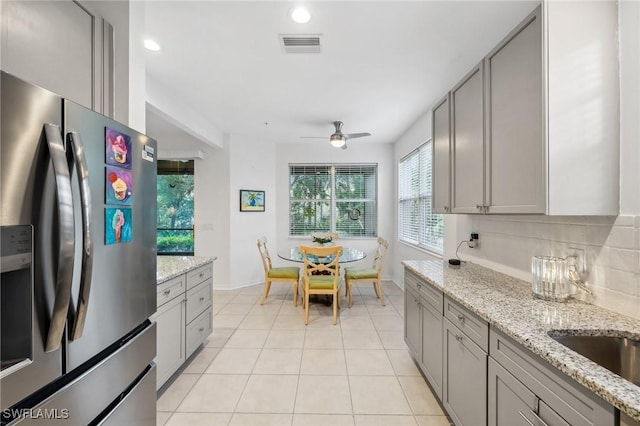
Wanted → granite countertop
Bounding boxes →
[157,255,216,284]
[402,259,640,422]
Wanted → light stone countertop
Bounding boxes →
[157,255,216,284]
[402,259,640,422]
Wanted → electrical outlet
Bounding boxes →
[468,232,479,249]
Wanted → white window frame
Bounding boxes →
[398,140,443,254]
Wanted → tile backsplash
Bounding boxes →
[465,215,640,320]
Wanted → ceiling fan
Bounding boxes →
[301,121,371,149]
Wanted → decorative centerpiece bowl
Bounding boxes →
[312,236,333,245]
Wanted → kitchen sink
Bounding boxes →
[548,332,640,386]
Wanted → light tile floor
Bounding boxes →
[157,282,452,426]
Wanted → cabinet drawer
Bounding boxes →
[186,279,212,324]
[157,274,186,307]
[444,296,488,351]
[490,329,615,426]
[186,263,213,290]
[405,270,443,313]
[186,307,212,358]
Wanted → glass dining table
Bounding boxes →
[278,245,367,264]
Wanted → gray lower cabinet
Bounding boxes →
[443,318,488,426]
[404,268,621,426]
[420,296,443,399]
[405,271,444,398]
[154,262,213,390]
[404,282,421,356]
[153,290,186,389]
[489,329,615,426]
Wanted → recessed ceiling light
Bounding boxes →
[291,6,311,24]
[144,39,161,51]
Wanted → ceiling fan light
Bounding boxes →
[330,134,345,148]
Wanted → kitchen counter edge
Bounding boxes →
[157,256,216,284]
[402,259,640,422]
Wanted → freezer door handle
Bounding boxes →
[68,131,94,340]
[43,123,75,352]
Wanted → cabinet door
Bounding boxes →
[432,94,451,214]
[443,318,487,426]
[420,298,443,399]
[153,296,186,390]
[404,285,421,357]
[452,63,485,214]
[485,6,544,214]
[488,358,538,426]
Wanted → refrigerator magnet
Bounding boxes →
[105,167,133,205]
[105,127,132,169]
[105,208,132,244]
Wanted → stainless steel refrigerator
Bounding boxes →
[1,72,157,425]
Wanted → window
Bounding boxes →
[289,164,377,237]
[157,160,195,255]
[398,141,443,254]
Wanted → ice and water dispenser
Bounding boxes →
[1,225,33,377]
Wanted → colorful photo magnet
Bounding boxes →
[105,167,133,205]
[105,127,132,169]
[105,208,132,245]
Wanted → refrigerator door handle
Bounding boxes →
[43,123,75,352]
[68,131,94,340]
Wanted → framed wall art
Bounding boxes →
[239,190,265,212]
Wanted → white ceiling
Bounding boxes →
[144,1,538,148]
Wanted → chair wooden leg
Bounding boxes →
[332,291,338,325]
[304,292,310,325]
[376,279,385,306]
[372,281,380,299]
[260,280,271,305]
[293,280,298,307]
[347,279,353,308]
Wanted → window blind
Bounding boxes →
[289,164,377,237]
[398,142,443,254]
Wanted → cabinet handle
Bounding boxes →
[529,409,550,426]
[199,327,205,332]
[476,204,483,210]
[199,296,205,302]
[444,206,449,212]
[163,289,171,295]
[455,334,463,342]
[457,314,466,324]
[199,272,204,278]
[518,411,535,426]
[417,283,422,289]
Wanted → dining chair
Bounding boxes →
[299,245,343,325]
[257,237,300,306]
[344,236,389,308]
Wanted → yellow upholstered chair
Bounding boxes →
[257,237,300,306]
[299,245,343,325]
[344,237,389,308]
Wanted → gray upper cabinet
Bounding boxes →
[435,2,619,215]
[2,0,115,117]
[485,7,544,214]
[432,94,451,214]
[451,63,485,214]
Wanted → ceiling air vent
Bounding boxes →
[280,34,322,54]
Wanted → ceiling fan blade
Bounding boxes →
[341,142,348,150]
[344,132,371,139]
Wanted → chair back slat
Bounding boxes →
[257,236,273,272]
[372,237,389,272]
